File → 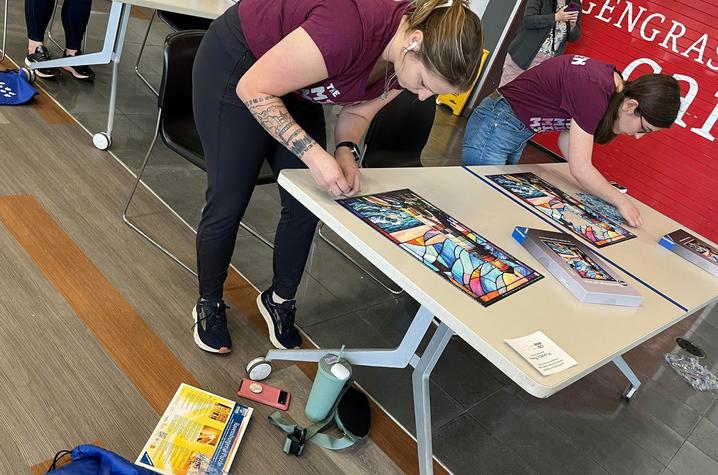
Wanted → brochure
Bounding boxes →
[505,331,577,376]
[137,383,253,475]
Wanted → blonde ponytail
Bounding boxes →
[406,0,483,91]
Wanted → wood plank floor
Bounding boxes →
[0,81,409,473]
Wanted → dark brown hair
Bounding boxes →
[594,73,681,144]
[406,0,484,92]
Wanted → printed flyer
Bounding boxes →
[137,383,252,475]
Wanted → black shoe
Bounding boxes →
[62,50,95,81]
[192,299,232,353]
[257,289,302,349]
[24,45,59,79]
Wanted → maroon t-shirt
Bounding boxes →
[239,0,410,105]
[498,55,618,135]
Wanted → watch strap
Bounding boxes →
[335,141,361,161]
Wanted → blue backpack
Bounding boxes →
[0,69,37,105]
[45,445,155,475]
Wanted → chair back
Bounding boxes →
[157,30,275,184]
[158,30,206,169]
[361,90,436,168]
[158,11,213,31]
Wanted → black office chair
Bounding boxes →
[361,89,437,168]
[135,11,212,96]
[123,30,274,276]
[319,90,437,294]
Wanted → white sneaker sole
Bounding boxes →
[192,305,230,354]
[24,57,57,78]
[256,293,289,350]
[62,66,93,81]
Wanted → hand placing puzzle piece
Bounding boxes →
[576,192,626,225]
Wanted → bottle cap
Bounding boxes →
[330,363,351,381]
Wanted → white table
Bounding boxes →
[29,0,233,150]
[264,163,718,475]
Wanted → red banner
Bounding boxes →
[532,0,718,241]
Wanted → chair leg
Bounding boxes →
[0,0,7,63]
[122,110,197,276]
[134,10,159,96]
[47,0,63,51]
[317,222,403,295]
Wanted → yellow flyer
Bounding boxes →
[136,383,253,475]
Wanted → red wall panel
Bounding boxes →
[532,0,718,241]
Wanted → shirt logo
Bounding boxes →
[299,83,341,104]
[571,55,590,66]
[529,117,572,132]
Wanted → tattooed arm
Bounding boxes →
[243,95,318,159]
[236,27,351,195]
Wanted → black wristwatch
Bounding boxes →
[335,141,361,162]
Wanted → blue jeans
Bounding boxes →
[462,95,534,166]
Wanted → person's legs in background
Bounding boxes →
[24,0,59,78]
[24,0,95,80]
[257,94,326,350]
[462,96,534,166]
[60,0,95,80]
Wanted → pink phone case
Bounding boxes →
[237,379,291,410]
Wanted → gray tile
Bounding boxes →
[304,230,396,312]
[511,370,668,474]
[354,295,420,345]
[706,398,718,427]
[667,442,718,475]
[430,338,507,409]
[433,412,537,475]
[469,387,608,475]
[292,273,353,327]
[687,418,718,463]
[600,357,704,438]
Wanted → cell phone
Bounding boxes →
[609,181,628,193]
[565,2,581,13]
[237,379,291,410]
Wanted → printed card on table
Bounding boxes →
[505,331,577,376]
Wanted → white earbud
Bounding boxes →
[406,41,419,52]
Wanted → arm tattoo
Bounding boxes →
[244,95,317,158]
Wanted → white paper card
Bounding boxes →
[505,331,577,376]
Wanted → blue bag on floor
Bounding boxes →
[0,69,37,105]
[46,445,155,475]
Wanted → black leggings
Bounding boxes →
[25,0,92,51]
[192,5,325,301]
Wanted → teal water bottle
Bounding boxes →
[304,352,352,422]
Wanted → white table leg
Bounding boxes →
[265,305,435,368]
[412,322,453,475]
[613,355,641,400]
[28,1,132,150]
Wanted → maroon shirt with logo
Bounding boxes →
[239,0,410,105]
[499,55,618,135]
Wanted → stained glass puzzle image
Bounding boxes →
[487,173,635,247]
[337,189,542,306]
[541,238,616,281]
[576,192,625,225]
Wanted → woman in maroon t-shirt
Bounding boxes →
[463,54,681,228]
[189,0,484,354]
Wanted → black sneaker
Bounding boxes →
[258,289,302,349]
[62,50,95,81]
[192,299,232,353]
[24,45,59,79]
